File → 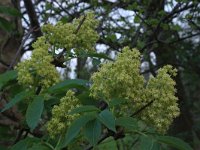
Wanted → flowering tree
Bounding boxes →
[0,13,193,150]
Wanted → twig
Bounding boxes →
[7,28,35,70]
[0,117,19,127]
[74,14,87,34]
[169,32,200,45]
[14,128,24,144]
[155,3,196,36]
[131,100,153,117]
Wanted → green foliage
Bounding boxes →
[26,96,44,131]
[69,105,100,115]
[1,90,32,112]
[116,117,138,131]
[0,70,17,90]
[156,136,193,150]
[10,137,41,150]
[59,114,96,148]
[83,119,102,146]
[0,6,21,17]
[139,135,159,150]
[97,109,116,132]
[109,98,126,107]
[47,79,89,94]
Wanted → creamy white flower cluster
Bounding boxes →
[90,47,180,133]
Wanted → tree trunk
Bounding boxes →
[143,0,193,139]
[0,0,23,146]
[0,0,23,73]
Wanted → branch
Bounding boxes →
[155,2,197,34]
[23,0,42,37]
[188,19,200,31]
[14,128,24,144]
[131,100,154,117]
[169,32,200,44]
[74,14,87,34]
[7,28,35,70]
[0,117,19,127]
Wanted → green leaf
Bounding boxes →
[172,24,181,31]
[137,40,145,49]
[109,98,126,107]
[108,34,117,41]
[1,90,32,112]
[140,135,160,150]
[26,96,44,131]
[97,109,116,132]
[97,137,117,149]
[69,105,100,115]
[157,136,193,150]
[47,79,89,94]
[77,91,98,105]
[10,137,40,150]
[116,117,138,130]
[148,18,159,27]
[45,2,53,10]
[134,16,140,23]
[59,114,96,148]
[92,58,101,66]
[0,70,17,90]
[128,2,137,10]
[60,17,68,23]
[0,6,21,17]
[28,143,52,150]
[83,119,101,146]
[0,17,13,32]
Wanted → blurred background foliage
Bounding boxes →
[0,0,200,149]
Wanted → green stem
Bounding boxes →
[54,135,62,150]
[43,142,55,150]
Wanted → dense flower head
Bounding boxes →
[90,47,180,133]
[139,65,180,133]
[16,37,60,89]
[47,90,80,138]
[42,12,99,53]
[90,47,145,101]
[16,13,98,89]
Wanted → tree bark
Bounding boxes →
[0,0,23,146]
[0,0,23,73]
